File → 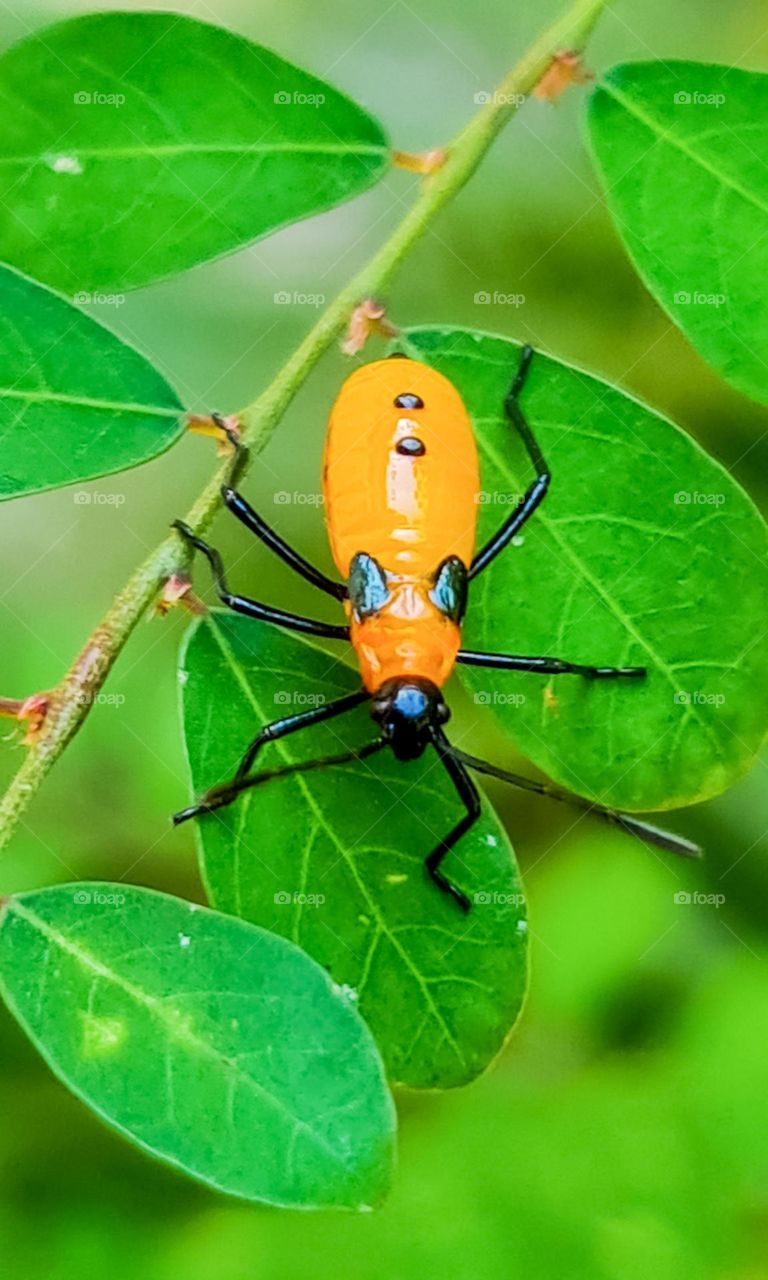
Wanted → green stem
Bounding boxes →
[0,0,610,857]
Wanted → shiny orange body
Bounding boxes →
[323,358,480,692]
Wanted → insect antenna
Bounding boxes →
[447,747,701,860]
[202,739,387,809]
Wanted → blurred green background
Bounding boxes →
[1,0,768,1276]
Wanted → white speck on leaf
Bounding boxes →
[516,919,528,934]
[81,1012,126,1057]
[512,534,525,547]
[332,982,359,1003]
[484,834,498,847]
[178,933,191,948]
[178,670,189,685]
[48,154,83,175]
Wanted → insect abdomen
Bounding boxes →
[323,357,480,578]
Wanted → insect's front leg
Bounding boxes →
[423,730,479,913]
[173,690,369,824]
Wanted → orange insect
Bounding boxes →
[174,346,699,910]
[324,356,479,696]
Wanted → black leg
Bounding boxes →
[425,730,481,913]
[457,649,646,679]
[207,414,343,600]
[228,738,386,793]
[469,345,550,580]
[172,521,349,640]
[173,691,371,824]
[448,746,701,860]
[233,690,367,780]
[221,485,346,601]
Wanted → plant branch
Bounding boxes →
[0,0,611,856]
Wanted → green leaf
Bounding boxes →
[586,61,768,405]
[0,12,390,292]
[397,326,768,811]
[0,265,184,500]
[180,613,528,1091]
[0,882,395,1209]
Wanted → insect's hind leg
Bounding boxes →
[468,345,551,580]
[221,484,346,601]
[197,414,345,599]
[173,690,369,824]
[171,521,348,640]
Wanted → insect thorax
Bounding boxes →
[347,552,468,624]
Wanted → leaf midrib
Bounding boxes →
[600,80,768,219]
[1,897,350,1166]
[0,387,181,417]
[0,141,388,168]
[205,615,468,1071]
